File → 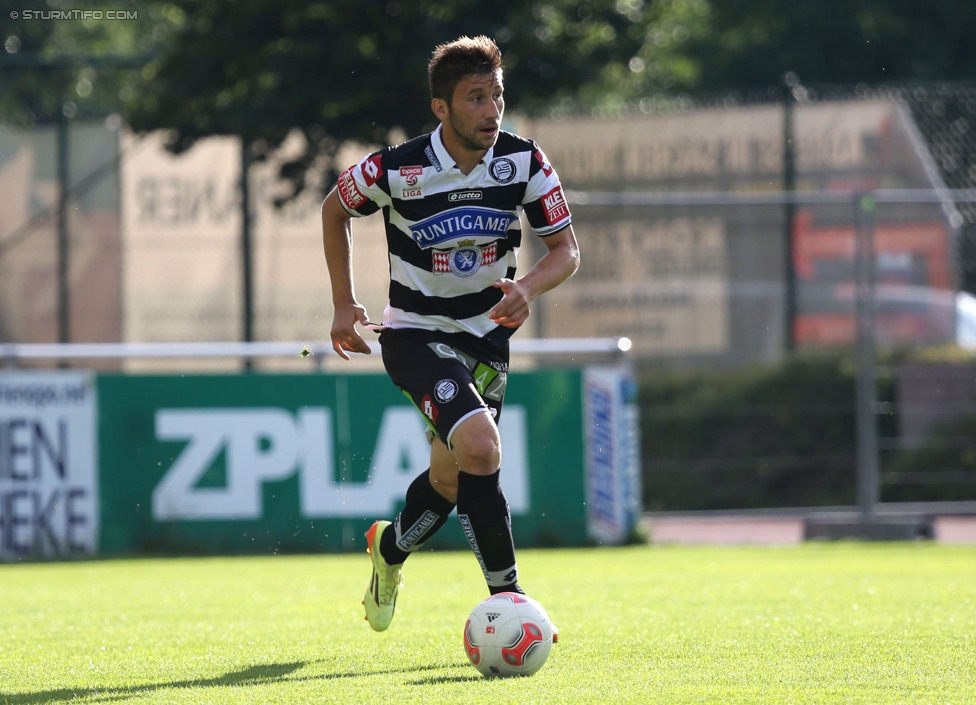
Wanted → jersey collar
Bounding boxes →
[430,123,495,172]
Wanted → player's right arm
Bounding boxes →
[322,188,371,359]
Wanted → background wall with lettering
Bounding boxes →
[119,130,393,370]
[0,124,122,347]
[519,100,951,361]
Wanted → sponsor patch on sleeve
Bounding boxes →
[541,185,570,226]
[337,166,367,210]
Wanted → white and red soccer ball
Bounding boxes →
[463,592,554,678]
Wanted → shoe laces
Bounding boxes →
[377,564,403,603]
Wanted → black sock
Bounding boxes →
[456,470,521,594]
[380,469,455,565]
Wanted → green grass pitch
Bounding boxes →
[1,543,975,704]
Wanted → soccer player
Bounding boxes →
[321,35,579,633]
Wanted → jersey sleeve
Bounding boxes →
[521,143,572,236]
[335,150,389,218]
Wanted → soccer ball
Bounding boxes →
[463,592,554,678]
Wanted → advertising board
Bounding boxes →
[0,372,98,560]
[96,370,611,555]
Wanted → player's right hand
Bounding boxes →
[331,302,372,360]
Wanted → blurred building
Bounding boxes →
[520,95,957,364]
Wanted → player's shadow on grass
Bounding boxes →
[0,661,469,703]
[0,662,307,704]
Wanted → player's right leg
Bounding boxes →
[362,519,402,631]
[379,465,458,565]
[363,460,458,631]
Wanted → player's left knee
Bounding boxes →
[451,425,501,475]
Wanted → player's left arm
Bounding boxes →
[488,225,580,328]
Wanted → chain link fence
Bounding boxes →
[3,83,976,509]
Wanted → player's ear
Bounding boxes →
[431,97,448,122]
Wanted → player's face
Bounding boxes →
[443,70,504,153]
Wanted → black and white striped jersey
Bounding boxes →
[336,123,572,337]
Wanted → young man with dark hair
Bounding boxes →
[321,35,579,634]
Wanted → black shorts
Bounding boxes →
[378,328,510,448]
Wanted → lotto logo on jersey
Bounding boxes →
[534,149,554,177]
[362,154,384,186]
[400,166,424,200]
[337,167,367,210]
[541,186,570,225]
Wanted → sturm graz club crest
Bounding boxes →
[434,378,459,403]
[488,157,516,183]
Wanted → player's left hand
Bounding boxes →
[488,278,530,328]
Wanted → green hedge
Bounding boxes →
[882,409,976,503]
[637,350,976,511]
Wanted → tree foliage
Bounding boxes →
[0,0,173,122]
[683,0,976,93]
[4,0,973,196]
[121,0,709,197]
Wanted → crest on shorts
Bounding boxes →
[434,379,459,403]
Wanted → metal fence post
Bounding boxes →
[782,72,799,353]
[854,192,880,519]
[240,140,254,347]
[57,102,71,346]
